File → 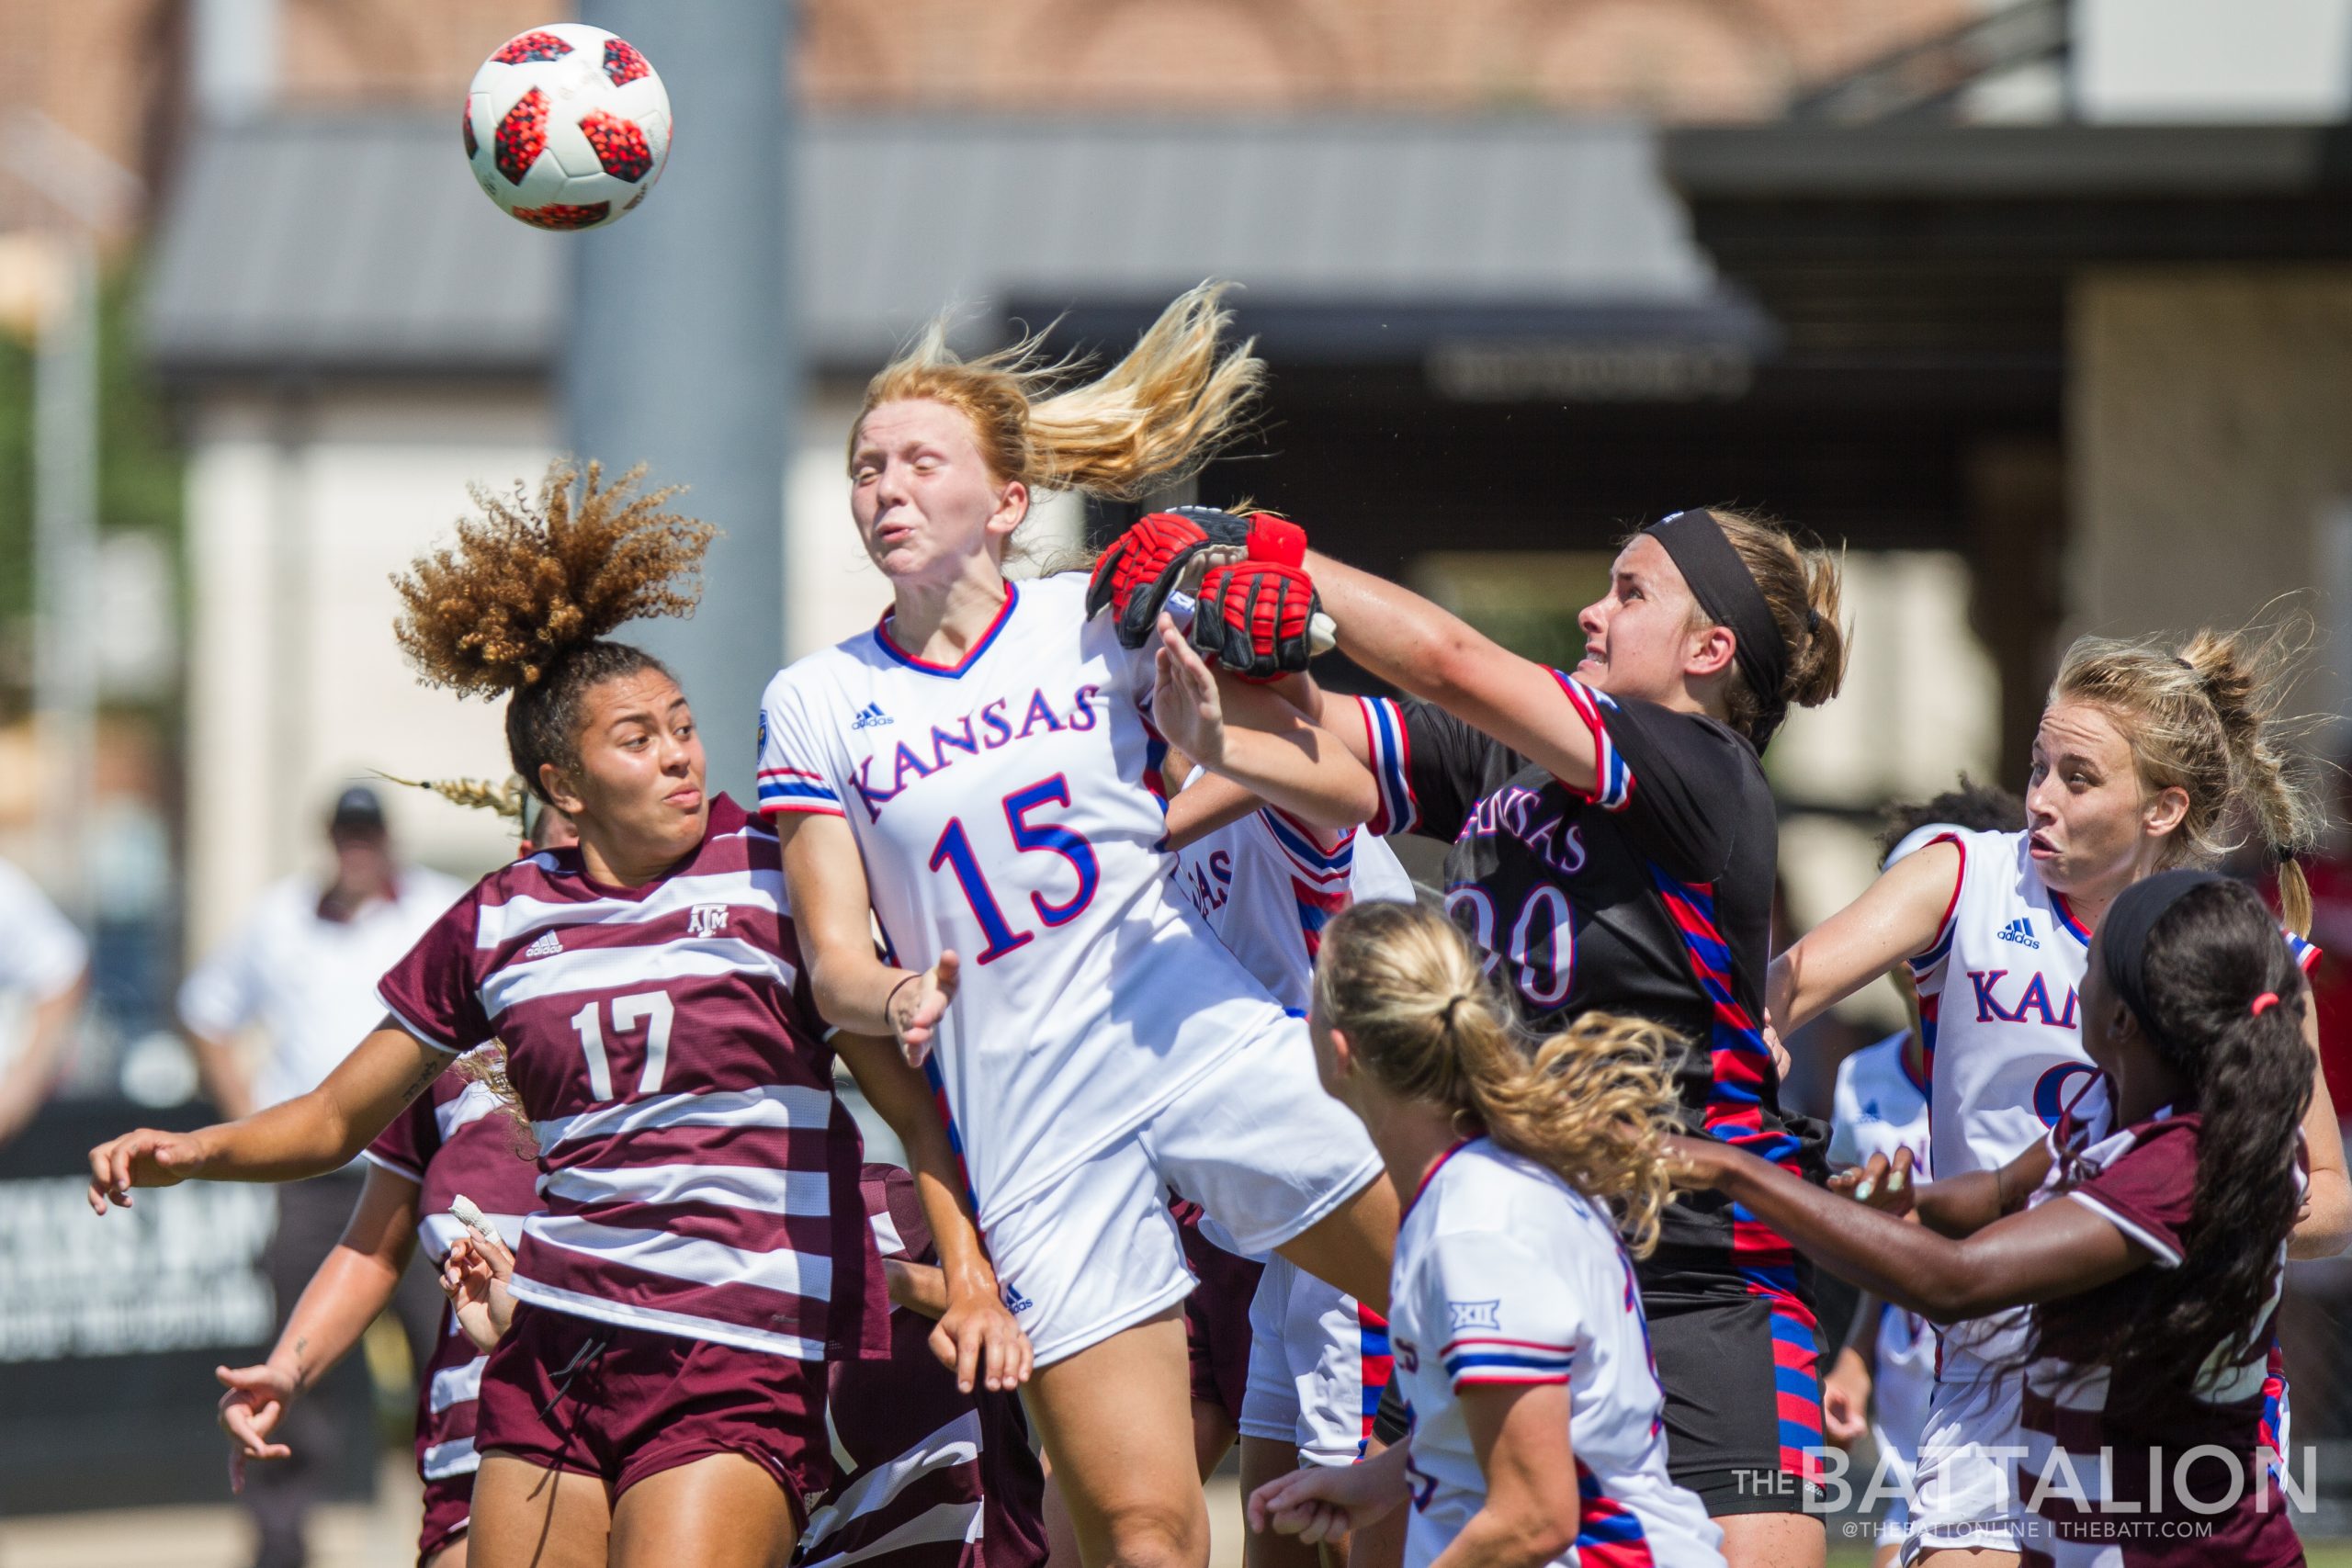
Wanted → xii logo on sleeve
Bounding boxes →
[1446,1299,1502,1332]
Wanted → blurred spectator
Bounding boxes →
[177,785,461,1568]
[0,857,90,1145]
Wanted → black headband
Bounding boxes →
[1643,509,1792,749]
[2099,869,2232,1053]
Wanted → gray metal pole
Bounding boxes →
[564,0,793,805]
[32,235,98,917]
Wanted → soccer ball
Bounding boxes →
[463,24,672,231]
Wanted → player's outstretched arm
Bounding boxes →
[1160,672,1357,851]
[774,813,959,1064]
[836,1031,1033,1393]
[1303,549,1607,797]
[1152,616,1376,833]
[2288,976,2352,1259]
[87,1024,451,1213]
[216,1163,421,1488]
[1671,1134,2147,1325]
[1768,841,1963,1036]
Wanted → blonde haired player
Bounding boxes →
[1770,619,2352,1568]
[760,284,1397,1568]
[1250,899,1724,1568]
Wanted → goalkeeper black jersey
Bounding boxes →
[1353,672,1826,1285]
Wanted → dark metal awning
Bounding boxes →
[144,112,1748,384]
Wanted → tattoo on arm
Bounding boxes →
[400,1055,448,1100]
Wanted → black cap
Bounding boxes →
[329,785,388,833]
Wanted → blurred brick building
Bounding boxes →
[3,0,1975,237]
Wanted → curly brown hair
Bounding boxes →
[391,460,716,802]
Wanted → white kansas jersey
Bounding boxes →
[1170,799,1417,1015]
[1912,830,2319,1181]
[1827,1032,1934,1454]
[1390,1139,1724,1568]
[1911,829,2104,1182]
[757,572,1300,1222]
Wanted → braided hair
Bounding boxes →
[2033,879,2310,1421]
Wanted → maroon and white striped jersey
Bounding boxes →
[803,1166,1047,1568]
[2017,1107,2302,1568]
[363,1048,539,1488]
[376,795,885,1360]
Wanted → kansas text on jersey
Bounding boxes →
[756,574,1307,1224]
[1356,681,1825,1270]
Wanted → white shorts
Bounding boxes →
[1238,1256,1379,1465]
[1902,1331,2028,1562]
[982,1023,1381,1368]
[1871,1419,1918,1544]
[1871,1350,1932,1544]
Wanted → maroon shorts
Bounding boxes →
[1174,1200,1265,1419]
[474,1301,830,1516]
[417,1473,471,1566]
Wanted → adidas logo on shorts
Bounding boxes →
[524,931,564,959]
[1001,1280,1034,1314]
[1996,916,2040,950]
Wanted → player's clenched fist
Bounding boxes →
[86,1127,206,1213]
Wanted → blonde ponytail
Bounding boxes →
[853,281,1263,505]
[2052,611,2325,932]
[1314,901,1686,1256]
[1473,1016,1683,1258]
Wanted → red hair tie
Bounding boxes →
[2251,991,2281,1016]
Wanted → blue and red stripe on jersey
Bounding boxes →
[1262,808,1356,964]
[1766,1288,1825,1483]
[1356,696,1419,837]
[1357,1307,1393,1452]
[2051,890,2094,948]
[1573,1460,1659,1568]
[1645,867,1801,1179]
[757,766,845,816]
[1906,834,1967,979]
[1546,671,1633,812]
[2261,1341,2289,1463]
[1443,1336,1575,1387]
[1917,990,1942,1096]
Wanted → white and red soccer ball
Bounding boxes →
[463,24,672,231]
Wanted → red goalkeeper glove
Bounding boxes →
[1085,507,1306,649]
[1188,558,1333,682]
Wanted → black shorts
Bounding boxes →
[1643,1277,1827,1517]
